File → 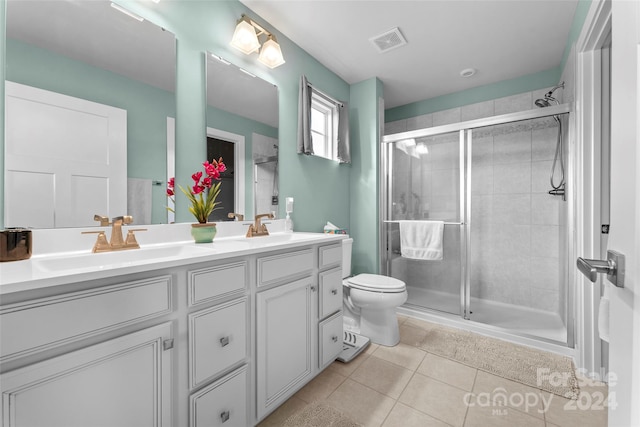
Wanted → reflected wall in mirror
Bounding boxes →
[205,52,279,221]
[4,0,176,228]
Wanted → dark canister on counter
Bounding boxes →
[1,228,32,262]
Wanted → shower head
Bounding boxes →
[535,98,552,108]
[535,82,565,108]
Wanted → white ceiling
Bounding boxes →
[240,0,579,109]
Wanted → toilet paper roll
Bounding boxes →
[598,283,611,342]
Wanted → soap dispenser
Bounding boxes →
[284,197,294,233]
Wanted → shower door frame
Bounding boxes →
[381,103,574,346]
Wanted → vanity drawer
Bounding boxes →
[319,267,343,319]
[319,312,343,369]
[189,365,247,427]
[189,298,248,388]
[319,243,342,270]
[257,248,313,287]
[0,276,172,362]
[188,261,248,306]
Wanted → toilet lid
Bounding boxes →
[346,274,406,292]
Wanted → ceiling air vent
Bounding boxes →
[369,27,407,53]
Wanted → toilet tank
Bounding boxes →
[342,238,353,278]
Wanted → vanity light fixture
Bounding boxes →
[110,3,144,22]
[258,34,286,68]
[230,14,285,68]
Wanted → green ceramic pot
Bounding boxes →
[190,223,217,243]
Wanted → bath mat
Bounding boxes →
[283,403,362,427]
[417,324,580,399]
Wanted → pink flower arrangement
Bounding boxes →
[167,158,226,224]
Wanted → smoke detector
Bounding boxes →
[369,27,407,53]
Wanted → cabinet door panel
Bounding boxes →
[190,366,247,427]
[319,312,344,369]
[256,277,312,419]
[1,322,172,427]
[319,267,343,319]
[189,298,247,388]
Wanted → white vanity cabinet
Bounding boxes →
[255,248,315,420]
[317,243,344,369]
[186,260,250,427]
[255,243,343,422]
[0,232,345,427]
[0,276,174,427]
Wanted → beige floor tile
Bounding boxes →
[400,323,431,347]
[372,342,427,371]
[541,390,608,427]
[325,378,396,427]
[404,317,439,331]
[464,404,545,427]
[399,373,469,427]
[294,368,347,403]
[328,346,372,377]
[418,353,477,392]
[397,314,409,325]
[382,402,452,427]
[350,355,414,399]
[257,396,308,427]
[472,370,546,419]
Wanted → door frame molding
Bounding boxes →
[574,0,611,375]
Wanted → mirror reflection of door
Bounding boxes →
[206,137,235,221]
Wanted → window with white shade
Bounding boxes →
[310,91,339,161]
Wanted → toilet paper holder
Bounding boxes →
[577,250,625,288]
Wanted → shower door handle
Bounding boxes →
[577,250,625,287]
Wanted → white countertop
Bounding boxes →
[0,223,347,295]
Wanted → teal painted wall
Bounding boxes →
[349,78,383,274]
[0,0,351,231]
[386,0,592,123]
[115,0,351,230]
[385,67,561,122]
[6,38,175,224]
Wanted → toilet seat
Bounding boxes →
[345,273,406,293]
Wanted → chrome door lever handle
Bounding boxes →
[577,250,625,288]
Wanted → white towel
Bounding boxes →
[399,220,444,260]
[127,178,152,225]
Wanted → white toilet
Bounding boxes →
[341,238,407,346]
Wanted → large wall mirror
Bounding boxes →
[4,0,176,228]
[205,52,279,222]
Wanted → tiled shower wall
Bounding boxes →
[385,87,568,316]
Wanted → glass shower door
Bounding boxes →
[383,130,464,316]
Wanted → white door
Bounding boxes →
[606,1,639,426]
[5,82,127,228]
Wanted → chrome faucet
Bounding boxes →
[82,215,146,252]
[246,213,274,237]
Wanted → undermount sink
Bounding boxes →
[232,232,329,247]
[34,244,215,273]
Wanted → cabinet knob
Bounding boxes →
[331,289,338,295]
[332,335,339,343]
[220,410,230,423]
[310,286,316,292]
[219,336,230,347]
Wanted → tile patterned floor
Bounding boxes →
[259,315,608,427]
